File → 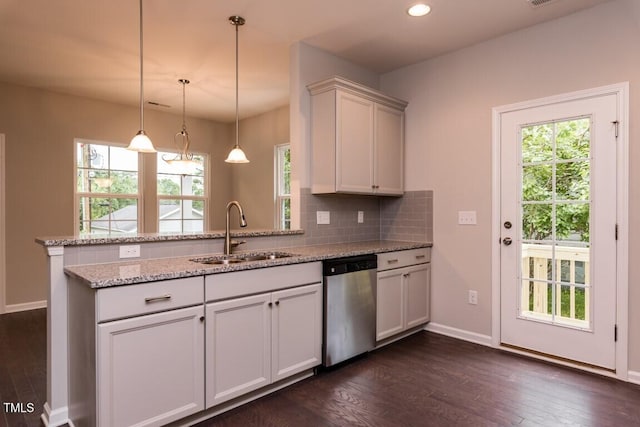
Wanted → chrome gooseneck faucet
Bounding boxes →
[225,201,247,255]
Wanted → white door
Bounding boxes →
[0,134,4,314]
[205,293,271,408]
[271,283,322,382]
[374,104,404,195]
[376,269,405,341]
[336,91,374,193]
[97,305,204,427]
[405,263,431,329]
[499,92,618,369]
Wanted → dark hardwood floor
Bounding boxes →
[0,309,47,427]
[2,308,640,427]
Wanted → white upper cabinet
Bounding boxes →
[308,76,407,196]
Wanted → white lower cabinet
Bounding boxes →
[376,268,405,340]
[97,306,205,427]
[206,282,322,407]
[376,249,431,342]
[67,262,323,426]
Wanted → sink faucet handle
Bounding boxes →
[230,239,246,248]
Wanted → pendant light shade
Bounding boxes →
[225,15,249,164]
[127,0,156,153]
[225,147,250,163]
[163,79,200,175]
[129,130,155,152]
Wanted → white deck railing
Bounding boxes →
[521,244,590,325]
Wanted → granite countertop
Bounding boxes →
[65,240,432,289]
[36,229,304,247]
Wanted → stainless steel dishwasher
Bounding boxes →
[323,254,377,367]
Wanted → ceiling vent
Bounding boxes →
[526,0,560,7]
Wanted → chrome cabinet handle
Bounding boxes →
[387,259,399,264]
[415,255,426,259]
[144,294,172,303]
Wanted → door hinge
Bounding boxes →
[612,120,619,138]
[615,224,618,240]
[614,324,618,342]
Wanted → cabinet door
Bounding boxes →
[374,104,404,195]
[405,264,431,329]
[206,293,271,408]
[336,91,374,193]
[271,283,322,382]
[376,269,405,341]
[97,305,204,427]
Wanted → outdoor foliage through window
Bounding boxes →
[276,144,291,230]
[521,118,590,243]
[76,142,139,235]
[157,152,207,234]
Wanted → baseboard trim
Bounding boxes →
[40,402,69,427]
[424,322,493,347]
[5,300,47,313]
[627,370,640,385]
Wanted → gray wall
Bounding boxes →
[381,0,640,370]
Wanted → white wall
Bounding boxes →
[0,135,5,313]
[380,0,640,368]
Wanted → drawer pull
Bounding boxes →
[415,255,426,259]
[144,294,172,303]
[387,259,399,264]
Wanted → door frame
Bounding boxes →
[490,83,629,380]
[0,134,5,314]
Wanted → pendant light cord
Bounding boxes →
[181,79,187,131]
[234,20,239,149]
[139,0,145,131]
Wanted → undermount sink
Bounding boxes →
[198,258,244,265]
[190,252,295,265]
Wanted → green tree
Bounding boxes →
[521,119,590,242]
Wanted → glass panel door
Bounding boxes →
[520,118,591,329]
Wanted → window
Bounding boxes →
[157,151,208,233]
[275,144,291,230]
[75,141,140,235]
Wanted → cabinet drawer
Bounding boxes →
[97,276,203,322]
[206,262,322,302]
[377,248,430,271]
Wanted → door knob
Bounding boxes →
[503,237,512,246]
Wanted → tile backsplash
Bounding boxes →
[300,188,433,245]
[380,190,433,243]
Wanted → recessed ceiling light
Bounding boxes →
[407,3,431,17]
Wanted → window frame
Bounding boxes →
[156,150,210,234]
[74,139,142,236]
[274,143,291,230]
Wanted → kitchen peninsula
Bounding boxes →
[37,230,431,427]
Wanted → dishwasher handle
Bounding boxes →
[323,255,377,276]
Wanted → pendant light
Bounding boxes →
[163,79,200,174]
[127,0,156,152]
[225,15,249,163]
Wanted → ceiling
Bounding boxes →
[0,0,612,122]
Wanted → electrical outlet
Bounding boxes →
[119,244,141,259]
[458,211,477,225]
[316,211,330,225]
[468,290,478,305]
[358,211,364,223]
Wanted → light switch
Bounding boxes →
[458,211,477,225]
[316,211,330,225]
[358,211,364,223]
